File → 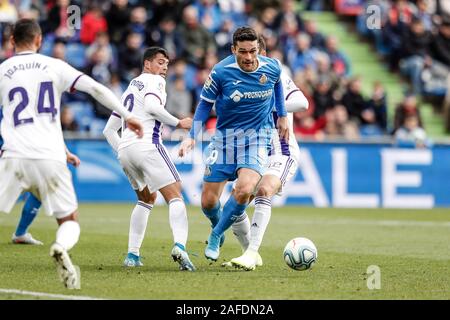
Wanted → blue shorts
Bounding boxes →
[203,140,271,183]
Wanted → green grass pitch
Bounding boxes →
[0,204,449,300]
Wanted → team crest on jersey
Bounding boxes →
[259,73,268,84]
[157,82,164,92]
[205,76,213,89]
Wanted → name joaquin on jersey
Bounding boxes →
[230,89,273,102]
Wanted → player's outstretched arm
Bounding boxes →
[73,75,143,138]
[103,113,122,153]
[285,90,309,113]
[274,81,289,141]
[178,99,213,157]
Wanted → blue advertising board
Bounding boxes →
[65,140,450,208]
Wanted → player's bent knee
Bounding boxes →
[233,186,254,203]
[136,187,156,204]
[256,184,276,198]
[160,182,183,203]
[201,193,219,210]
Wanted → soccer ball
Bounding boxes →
[283,237,318,271]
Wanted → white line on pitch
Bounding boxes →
[0,288,105,300]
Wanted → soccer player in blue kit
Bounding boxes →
[179,26,289,261]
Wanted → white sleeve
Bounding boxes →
[144,93,179,127]
[73,75,132,120]
[55,59,84,93]
[102,113,122,153]
[285,90,309,112]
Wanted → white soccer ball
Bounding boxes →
[283,237,318,271]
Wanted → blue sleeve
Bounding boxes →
[274,80,287,117]
[189,99,214,139]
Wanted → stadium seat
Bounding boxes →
[40,38,54,56]
[65,43,87,69]
[89,118,108,135]
[65,101,95,132]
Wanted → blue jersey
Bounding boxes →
[200,54,282,134]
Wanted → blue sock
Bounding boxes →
[15,193,41,237]
[202,201,221,227]
[213,196,247,237]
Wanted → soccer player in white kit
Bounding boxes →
[104,47,196,271]
[0,19,144,289]
[229,35,309,270]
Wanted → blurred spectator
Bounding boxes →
[167,76,193,119]
[304,20,326,50]
[105,0,131,45]
[366,82,388,132]
[110,72,125,99]
[149,15,183,61]
[217,0,247,26]
[312,77,335,119]
[288,33,317,74]
[342,77,368,123]
[61,107,79,132]
[395,114,428,148]
[304,0,325,11]
[415,0,433,31]
[399,18,432,94]
[273,0,303,31]
[325,36,350,76]
[51,39,66,60]
[383,0,415,70]
[333,105,360,139]
[193,0,223,33]
[43,0,75,41]
[86,31,115,70]
[150,0,187,26]
[259,6,278,30]
[177,5,216,67]
[215,18,235,60]
[0,0,18,24]
[87,46,113,85]
[124,6,151,45]
[118,32,143,82]
[393,95,424,132]
[80,4,108,45]
[294,115,324,140]
[430,16,450,67]
[315,52,339,91]
[169,58,198,92]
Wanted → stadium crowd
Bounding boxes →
[0,0,447,145]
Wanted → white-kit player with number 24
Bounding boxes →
[105,47,196,271]
[0,19,144,289]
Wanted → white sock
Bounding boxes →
[169,198,188,247]
[248,196,272,252]
[231,212,250,252]
[56,220,80,251]
[128,201,153,256]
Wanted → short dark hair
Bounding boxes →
[232,26,258,47]
[142,47,169,67]
[257,34,266,53]
[12,19,41,47]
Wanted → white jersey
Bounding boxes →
[0,52,82,163]
[270,71,301,163]
[118,73,167,150]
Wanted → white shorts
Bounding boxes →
[118,143,181,193]
[0,158,78,218]
[264,154,298,194]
